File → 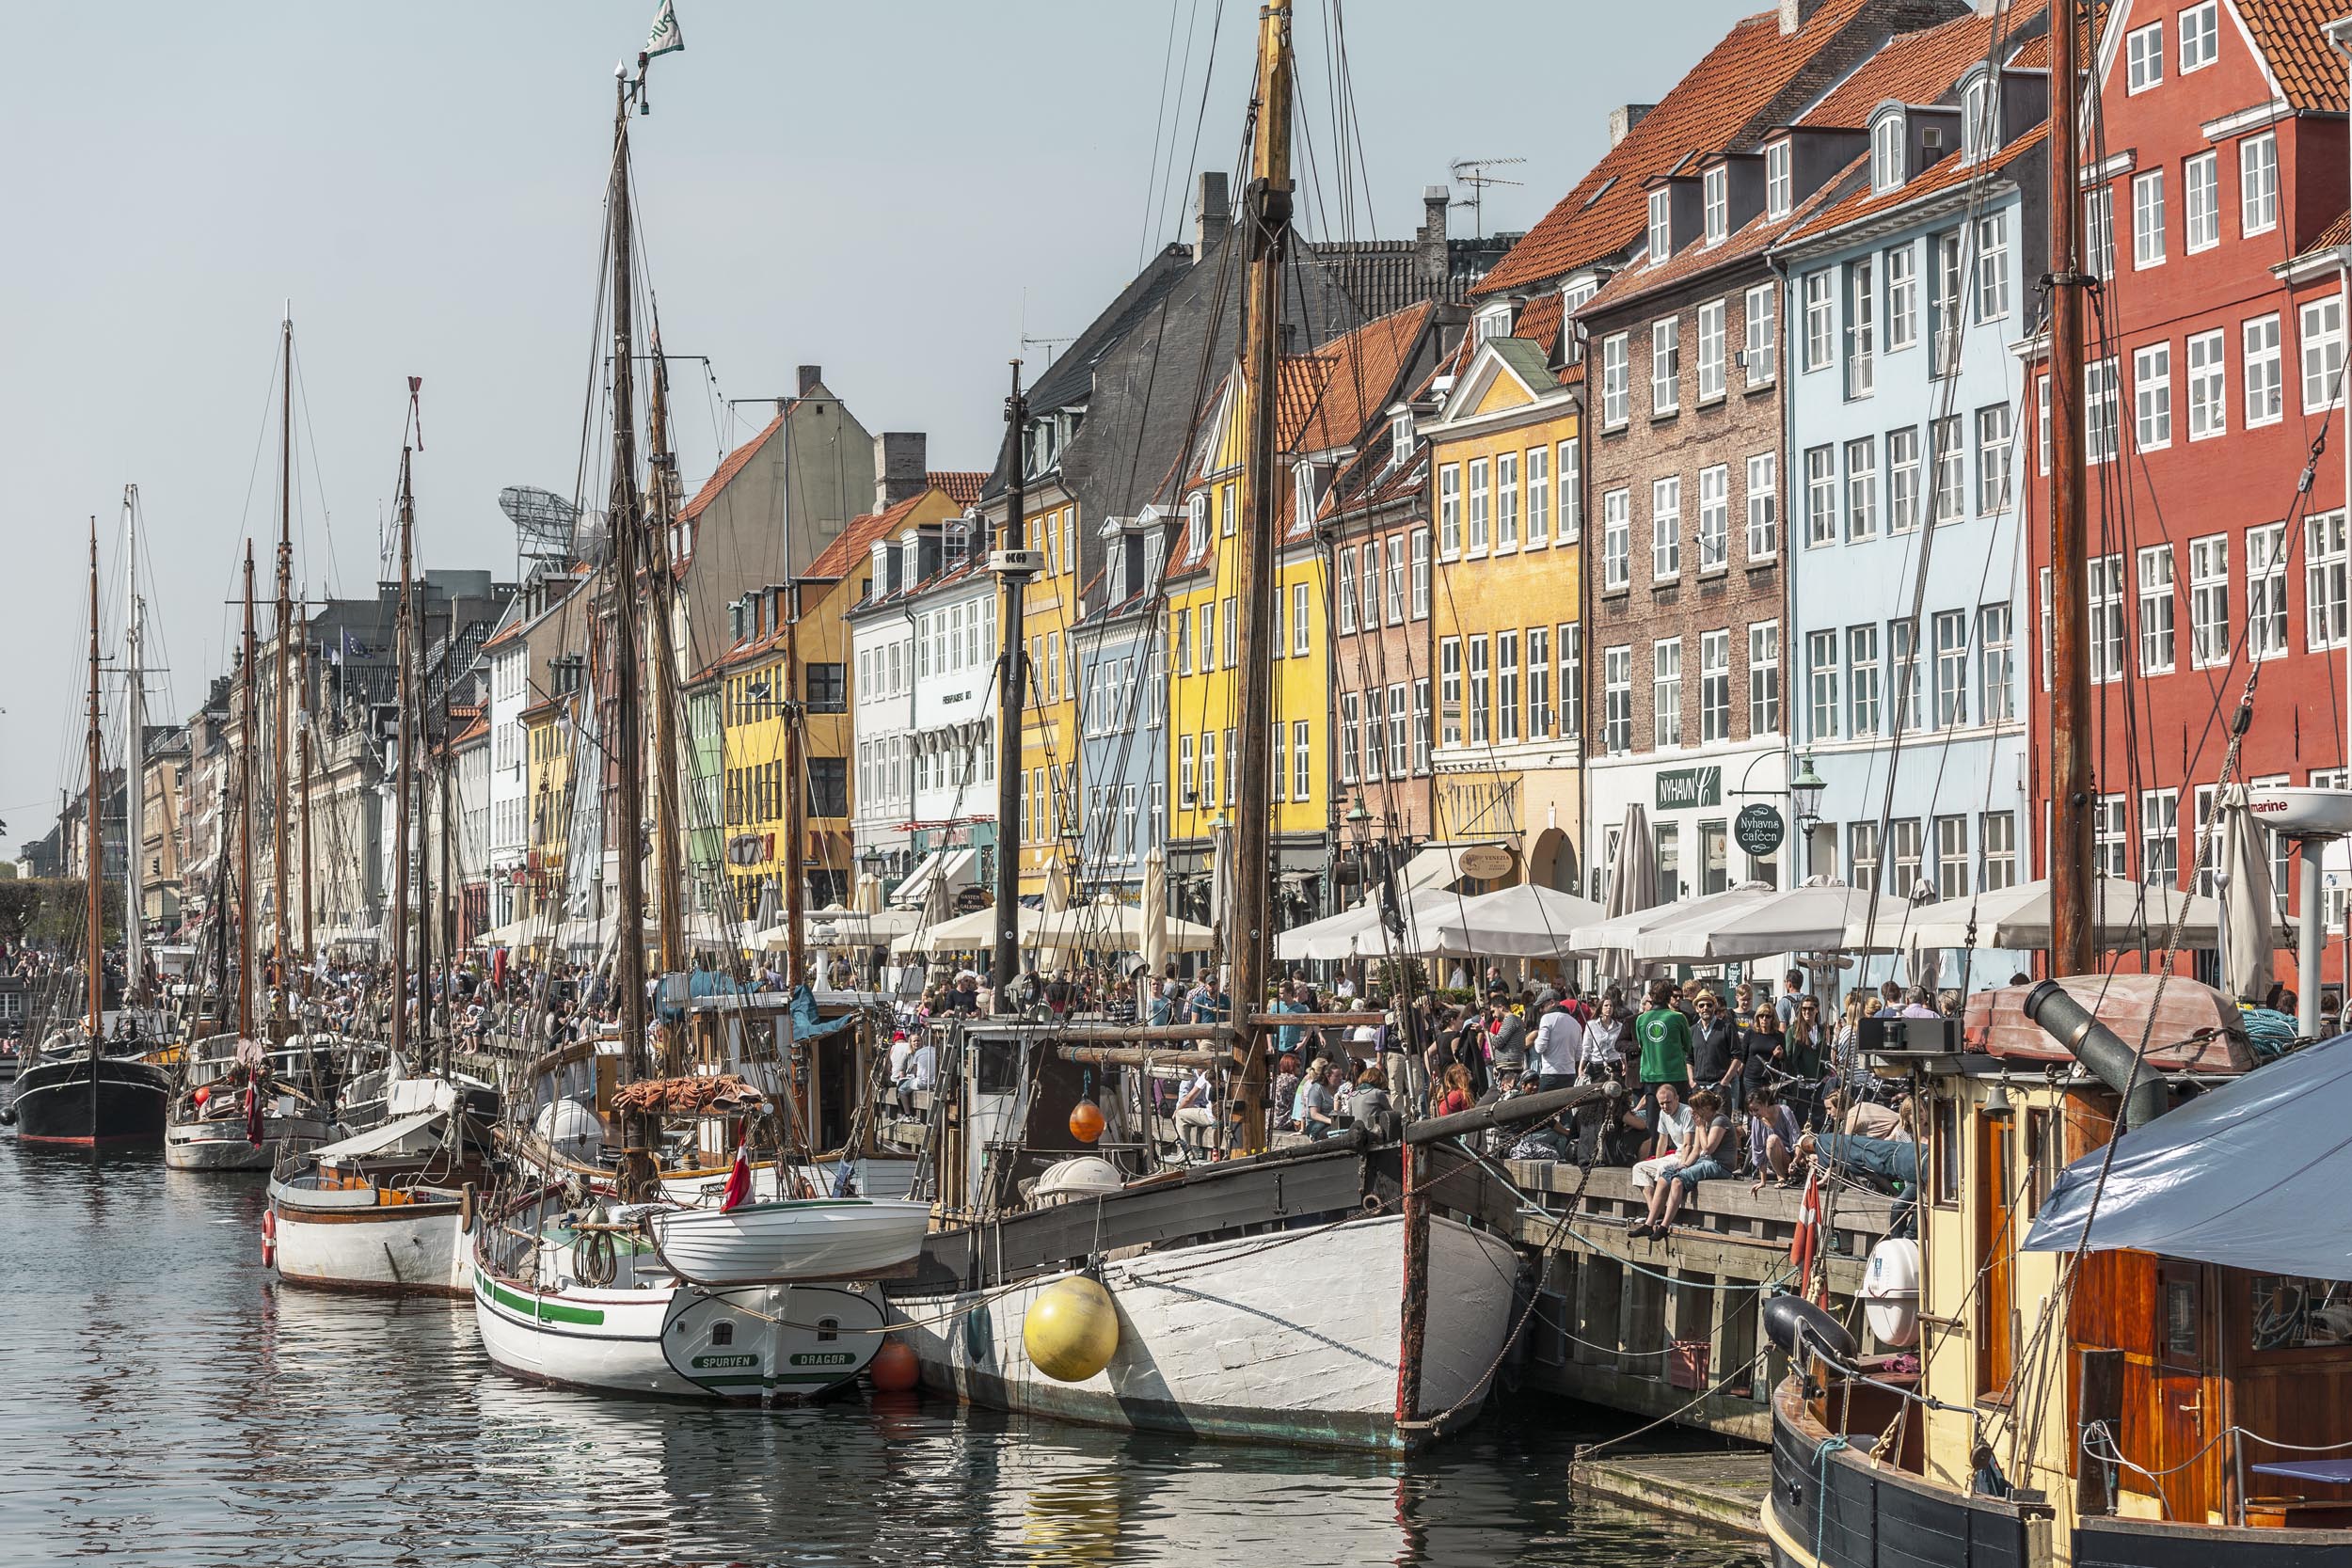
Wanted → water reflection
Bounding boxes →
[0,1133,1763,1566]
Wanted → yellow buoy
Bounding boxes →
[1022,1275,1120,1383]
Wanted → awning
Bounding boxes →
[1395,844,1480,896]
[2023,1032,2352,1278]
[308,1107,448,1163]
[890,847,978,909]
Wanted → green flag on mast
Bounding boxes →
[645,0,684,59]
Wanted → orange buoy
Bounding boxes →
[1068,1100,1106,1144]
[260,1208,277,1266]
[192,1085,210,1108]
[869,1337,919,1393]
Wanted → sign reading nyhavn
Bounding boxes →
[1654,767,1722,811]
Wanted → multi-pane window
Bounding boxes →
[1467,456,1490,554]
[1410,528,1430,618]
[1468,635,1491,744]
[1602,488,1630,590]
[1871,114,1903,193]
[2308,511,2349,652]
[2141,788,2180,882]
[1698,464,1729,569]
[1384,535,1406,623]
[1559,625,1582,738]
[1981,811,2017,891]
[2135,342,2172,451]
[1652,476,1682,579]
[2038,372,2051,473]
[1803,271,1835,372]
[2093,794,2129,878]
[1845,436,1879,541]
[1603,644,1632,754]
[1602,332,1630,427]
[2242,133,2279,236]
[1384,692,1406,779]
[1294,579,1311,654]
[1221,595,1235,667]
[2086,356,2122,465]
[1699,629,1731,743]
[2132,169,2166,269]
[1338,697,1361,785]
[2090,553,2125,685]
[1292,727,1311,804]
[1439,637,1462,745]
[2187,329,2227,440]
[1849,624,1881,737]
[2248,521,2288,659]
[1932,230,1964,372]
[2185,150,2218,252]
[2125,22,2163,91]
[1808,629,1840,740]
[1888,426,1921,531]
[1976,404,2011,514]
[1931,415,1966,525]
[1750,622,1780,736]
[1652,639,1682,747]
[2302,297,2345,412]
[1890,819,1924,898]
[1744,283,1776,385]
[1804,445,1837,546]
[1890,619,1920,731]
[1412,678,1431,771]
[2189,533,2231,668]
[1559,440,1581,540]
[1336,546,1358,633]
[2180,1,2217,71]
[1496,631,1519,744]
[1652,318,1680,416]
[1526,445,1550,546]
[2138,545,2177,673]
[1962,76,1996,161]
[1935,815,1970,900]
[2247,314,2283,425]
[1846,256,1876,398]
[2084,187,2114,282]
[1438,463,1461,555]
[1850,821,1882,895]
[1647,187,1672,262]
[1746,452,1778,560]
[1932,610,1969,728]
[1975,213,2010,322]
[1528,626,1552,736]
[1179,733,1198,804]
[1765,139,1791,217]
[1698,299,1727,402]
[1979,603,2013,723]
[1495,452,1519,549]
[1886,244,1917,349]
[1703,166,1727,244]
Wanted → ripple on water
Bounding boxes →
[0,1133,1764,1567]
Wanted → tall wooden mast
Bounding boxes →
[389,446,417,1063]
[644,334,687,988]
[238,543,259,1040]
[272,310,294,1029]
[783,585,806,990]
[85,522,105,1046]
[2046,0,2093,976]
[991,362,1028,1006]
[297,611,314,1003]
[1225,0,1295,1152]
[122,486,146,1010]
[606,71,657,1194]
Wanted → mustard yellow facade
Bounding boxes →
[1424,328,1585,895]
[522,695,572,925]
[1012,487,1082,896]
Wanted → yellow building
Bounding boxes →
[1423,296,1586,896]
[1163,302,1447,927]
[1009,483,1081,899]
[521,692,573,925]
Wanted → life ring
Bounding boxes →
[260,1208,278,1267]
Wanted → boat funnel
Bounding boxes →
[2022,980,2169,1132]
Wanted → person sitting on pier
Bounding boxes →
[1744,1085,1801,1188]
[1301,1062,1344,1139]
[1434,1062,1475,1118]
[1630,1089,1733,1239]
[1628,1081,1692,1190]
[1173,1066,1216,1156]
[1349,1066,1394,1137]
[1581,993,1628,1082]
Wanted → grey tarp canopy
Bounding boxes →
[2022,1031,2352,1279]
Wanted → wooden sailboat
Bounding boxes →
[469,49,916,1398]
[8,523,172,1148]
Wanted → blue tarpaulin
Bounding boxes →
[2022,1031,2352,1279]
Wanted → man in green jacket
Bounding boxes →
[1633,978,1695,1117]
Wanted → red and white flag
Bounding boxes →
[720,1124,752,1212]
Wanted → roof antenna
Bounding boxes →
[1450,156,1525,241]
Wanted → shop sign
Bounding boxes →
[1655,767,1721,811]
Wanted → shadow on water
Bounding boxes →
[0,1132,1764,1567]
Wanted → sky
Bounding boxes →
[0,0,1765,860]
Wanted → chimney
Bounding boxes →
[873,432,928,514]
[1777,0,1827,34]
[1417,184,1451,293]
[796,364,823,398]
[1195,171,1232,260]
[1608,103,1657,149]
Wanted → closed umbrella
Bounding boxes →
[1040,851,1073,974]
[1140,845,1170,981]
[1599,803,1657,978]
[852,872,883,915]
[2215,784,2277,1001]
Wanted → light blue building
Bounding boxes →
[1071,510,1171,904]
[1773,46,2048,990]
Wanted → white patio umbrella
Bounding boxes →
[2214,784,2278,1001]
[1839,876,2280,954]
[1572,879,1772,955]
[1422,882,1606,959]
[892,897,1213,958]
[1630,880,1919,963]
[1272,888,1450,961]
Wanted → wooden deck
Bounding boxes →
[1571,1448,1772,1540]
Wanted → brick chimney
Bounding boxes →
[1608,103,1657,148]
[1778,0,1828,34]
[796,364,823,398]
[874,433,928,514]
[1195,171,1231,260]
[1417,184,1451,293]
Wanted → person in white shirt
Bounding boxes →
[1628,1082,1695,1193]
[1173,1068,1216,1156]
[1529,1006,1585,1091]
[895,1037,936,1111]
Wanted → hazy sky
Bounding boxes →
[1,0,1764,859]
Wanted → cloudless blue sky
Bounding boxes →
[0,0,1765,859]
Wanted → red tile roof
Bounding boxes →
[803,491,932,582]
[680,407,789,522]
[1804,2,2045,127]
[2235,0,2349,114]
[929,470,986,507]
[2296,205,2350,258]
[1475,0,1883,296]
[1784,121,2049,245]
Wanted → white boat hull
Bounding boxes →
[892,1212,1520,1450]
[165,1113,338,1171]
[470,1265,887,1401]
[648,1198,931,1284]
[268,1179,470,1296]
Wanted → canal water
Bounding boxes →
[0,1138,1766,1567]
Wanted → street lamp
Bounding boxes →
[1790,753,1827,881]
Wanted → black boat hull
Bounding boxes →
[10,1054,172,1148]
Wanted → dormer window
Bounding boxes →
[1645,188,1672,264]
[1764,140,1791,218]
[900,538,920,588]
[1185,492,1207,554]
[1293,460,1320,525]
[943,520,970,569]
[1870,112,1904,194]
[1961,75,1996,161]
[1474,301,1514,341]
[1703,167,1727,244]
[1391,411,1414,466]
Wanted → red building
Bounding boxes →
[2027,0,2349,988]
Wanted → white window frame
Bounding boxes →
[1750,620,1781,736]
[1886,244,1918,350]
[1652,317,1680,417]
[1602,488,1630,591]
[1467,455,1490,555]
[1603,644,1632,754]
[2187,327,2227,441]
[1845,436,1880,542]
[1646,186,1672,263]
[2247,313,2283,426]
[1804,445,1836,547]
[1652,475,1682,580]
[2134,341,2172,451]
[1698,463,1729,571]
[1976,212,2010,322]
[1870,113,1903,194]
[2189,532,2231,669]
[1601,333,1629,428]
[1697,298,1727,402]
[2179,1,2217,74]
[2302,296,2345,413]
[2308,510,2349,653]
[1652,638,1682,749]
[1743,283,1777,385]
[2184,150,2218,253]
[1699,628,1731,743]
[2125,21,2163,92]
[1976,404,2011,515]
[1526,444,1550,546]
[1745,452,1778,561]
[1765,140,1791,218]
[1438,462,1462,556]
[2138,543,2177,675]
[2132,168,2166,269]
[1802,271,1834,372]
[2241,132,2280,238]
[1558,439,1582,542]
[1703,166,1727,245]
[1809,627,1840,741]
[2248,520,2288,660]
